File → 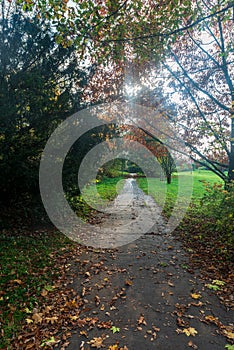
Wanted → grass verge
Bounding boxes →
[0,229,73,349]
[69,176,125,218]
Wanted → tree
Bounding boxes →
[155,0,233,185]
[118,0,234,185]
[157,149,176,184]
[0,3,88,203]
[121,125,176,183]
[17,0,234,185]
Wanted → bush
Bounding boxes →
[200,181,234,244]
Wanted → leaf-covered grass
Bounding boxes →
[0,230,73,349]
[0,176,126,347]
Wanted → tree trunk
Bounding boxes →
[167,174,171,184]
[228,97,234,183]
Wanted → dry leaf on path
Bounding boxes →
[191,293,201,299]
[89,336,104,348]
[183,327,198,337]
[138,315,147,325]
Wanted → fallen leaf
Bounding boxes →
[97,321,112,329]
[77,318,87,327]
[191,293,201,299]
[41,289,48,297]
[168,282,175,287]
[125,280,133,286]
[45,316,58,324]
[108,345,118,350]
[89,337,104,348]
[110,326,120,334]
[222,329,234,340]
[212,279,225,286]
[95,295,100,306]
[138,315,147,326]
[183,327,198,336]
[177,317,188,327]
[26,318,33,324]
[44,305,52,313]
[191,301,203,307]
[13,279,23,285]
[69,315,79,321]
[80,330,88,337]
[188,340,198,349]
[32,313,43,324]
[204,315,219,323]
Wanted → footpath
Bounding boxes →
[58,179,233,350]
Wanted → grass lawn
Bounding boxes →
[137,170,224,216]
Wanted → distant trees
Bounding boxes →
[122,125,176,183]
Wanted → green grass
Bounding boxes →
[0,231,72,349]
[137,170,224,216]
[71,177,125,215]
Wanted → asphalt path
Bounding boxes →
[58,179,233,350]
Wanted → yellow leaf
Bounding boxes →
[69,315,79,321]
[45,316,58,324]
[183,327,198,336]
[191,293,201,299]
[108,345,118,350]
[205,315,218,323]
[13,279,23,285]
[44,305,52,313]
[125,280,133,286]
[26,318,33,324]
[223,329,234,339]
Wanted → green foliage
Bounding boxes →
[16,0,194,63]
[225,344,234,350]
[100,159,126,178]
[200,182,234,243]
[110,326,120,334]
[206,284,220,291]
